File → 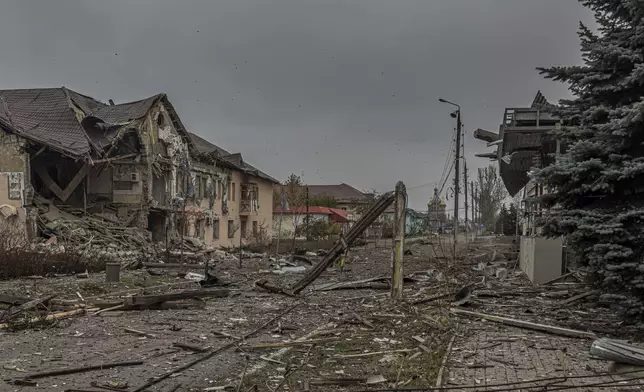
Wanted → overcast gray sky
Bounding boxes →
[0,0,594,210]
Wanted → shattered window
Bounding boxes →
[252,221,258,236]
[177,173,184,195]
[227,220,234,238]
[213,219,220,240]
[241,219,247,238]
[194,175,201,198]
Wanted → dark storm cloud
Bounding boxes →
[0,0,594,208]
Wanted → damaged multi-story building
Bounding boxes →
[0,87,277,250]
[474,91,564,284]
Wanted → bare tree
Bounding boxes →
[282,174,307,250]
[476,165,507,232]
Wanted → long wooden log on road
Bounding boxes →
[289,191,396,294]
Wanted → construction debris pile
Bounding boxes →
[29,197,224,268]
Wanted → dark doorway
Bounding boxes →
[148,210,166,242]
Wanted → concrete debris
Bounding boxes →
[272,266,307,275]
[184,272,206,281]
[0,204,18,218]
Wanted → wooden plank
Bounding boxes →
[561,290,598,305]
[450,308,596,339]
[123,289,229,308]
[1,295,56,321]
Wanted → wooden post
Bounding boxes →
[391,181,406,300]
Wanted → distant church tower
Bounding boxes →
[427,187,446,232]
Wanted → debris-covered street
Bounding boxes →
[5,1,644,391]
[2,236,643,392]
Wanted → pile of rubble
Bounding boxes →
[31,198,222,267]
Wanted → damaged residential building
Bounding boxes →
[474,91,564,284]
[0,87,277,251]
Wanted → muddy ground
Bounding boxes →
[0,236,638,392]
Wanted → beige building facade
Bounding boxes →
[0,88,277,249]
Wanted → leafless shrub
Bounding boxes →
[245,219,272,253]
[0,224,107,279]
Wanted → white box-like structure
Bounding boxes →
[519,236,563,284]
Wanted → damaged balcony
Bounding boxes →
[239,183,259,215]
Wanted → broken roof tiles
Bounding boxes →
[0,86,277,184]
[188,132,278,184]
[0,88,92,156]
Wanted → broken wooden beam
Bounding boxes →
[450,308,596,339]
[561,290,598,305]
[123,289,229,308]
[1,295,56,321]
[125,328,156,338]
[173,342,209,353]
[288,192,396,294]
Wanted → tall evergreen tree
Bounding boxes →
[535,0,644,316]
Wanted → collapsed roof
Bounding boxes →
[0,87,277,183]
[0,87,189,158]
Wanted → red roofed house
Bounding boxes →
[273,206,349,239]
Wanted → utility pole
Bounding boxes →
[464,161,468,241]
[439,98,461,252]
[453,109,461,248]
[305,185,310,240]
[471,180,475,236]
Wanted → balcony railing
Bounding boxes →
[240,183,259,213]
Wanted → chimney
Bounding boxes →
[108,99,115,106]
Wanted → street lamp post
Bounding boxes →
[439,98,462,253]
